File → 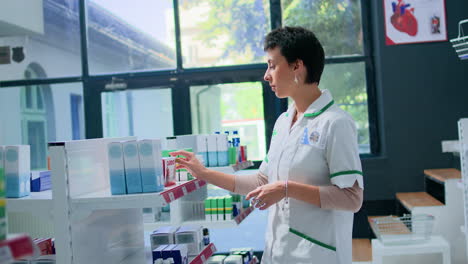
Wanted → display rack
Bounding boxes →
[458,118,468,259]
[145,206,255,231]
[4,138,256,264]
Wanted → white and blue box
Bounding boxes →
[30,170,51,192]
[207,135,218,167]
[171,244,188,264]
[5,145,30,198]
[138,139,164,193]
[122,141,143,194]
[176,135,208,166]
[108,142,127,195]
[150,226,178,250]
[175,225,203,256]
[152,244,168,262]
[216,134,229,166]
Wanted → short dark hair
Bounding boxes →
[264,26,325,84]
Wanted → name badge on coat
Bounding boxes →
[301,127,326,149]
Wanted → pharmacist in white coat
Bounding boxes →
[172,26,363,264]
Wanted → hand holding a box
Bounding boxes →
[170,150,208,181]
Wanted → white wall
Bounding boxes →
[0,0,44,36]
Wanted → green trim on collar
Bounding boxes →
[330,170,363,178]
[304,100,335,118]
[272,130,278,136]
[264,156,269,163]
[289,228,336,251]
[285,113,289,117]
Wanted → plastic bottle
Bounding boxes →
[232,131,241,163]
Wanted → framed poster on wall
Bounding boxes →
[383,0,447,45]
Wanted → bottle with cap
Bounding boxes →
[232,131,241,163]
[203,227,210,245]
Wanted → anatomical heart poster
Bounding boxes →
[384,0,447,45]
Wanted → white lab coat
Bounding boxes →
[259,90,364,264]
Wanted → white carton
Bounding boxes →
[207,135,218,167]
[176,135,208,166]
[107,142,126,195]
[4,145,30,198]
[216,134,229,166]
[138,139,164,192]
[122,141,143,194]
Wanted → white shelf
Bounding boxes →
[209,161,254,174]
[145,219,238,230]
[71,190,166,211]
[144,207,255,231]
[6,190,53,218]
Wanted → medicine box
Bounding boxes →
[176,135,208,167]
[150,226,178,250]
[216,134,229,166]
[175,225,203,256]
[5,145,30,198]
[30,170,51,192]
[122,141,143,194]
[138,139,164,192]
[107,142,127,195]
[171,244,188,264]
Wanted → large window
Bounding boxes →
[282,0,371,152]
[0,0,82,81]
[86,0,176,74]
[102,88,174,139]
[0,83,84,169]
[179,0,271,68]
[190,82,266,161]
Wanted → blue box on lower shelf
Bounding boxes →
[30,170,51,192]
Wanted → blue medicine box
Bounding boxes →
[30,170,51,192]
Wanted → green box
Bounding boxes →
[224,195,233,220]
[0,199,6,240]
[217,197,225,221]
[211,197,218,221]
[205,197,212,221]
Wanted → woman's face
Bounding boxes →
[264,47,295,99]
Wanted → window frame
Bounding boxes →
[0,0,379,162]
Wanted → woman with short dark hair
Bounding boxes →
[172,26,363,264]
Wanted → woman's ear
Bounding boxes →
[294,59,304,71]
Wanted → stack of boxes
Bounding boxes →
[107,139,164,195]
[207,248,254,264]
[204,195,235,221]
[150,225,205,263]
[175,134,229,168]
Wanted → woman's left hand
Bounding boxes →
[246,181,285,210]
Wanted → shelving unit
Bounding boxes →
[458,119,468,261]
[145,206,255,230]
[5,138,255,264]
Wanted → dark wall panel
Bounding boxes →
[363,0,468,200]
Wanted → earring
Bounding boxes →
[294,75,298,84]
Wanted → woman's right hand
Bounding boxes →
[170,150,208,180]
